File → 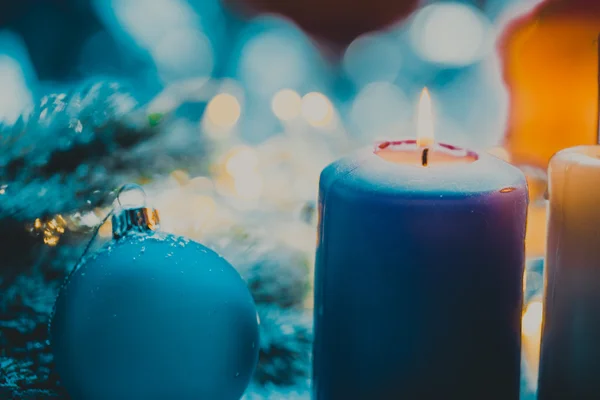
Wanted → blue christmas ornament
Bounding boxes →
[50,185,260,400]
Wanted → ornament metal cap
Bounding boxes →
[111,184,160,239]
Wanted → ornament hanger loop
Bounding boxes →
[112,183,160,239]
[116,183,147,208]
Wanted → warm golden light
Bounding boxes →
[206,93,241,128]
[301,92,334,127]
[522,298,544,389]
[272,89,302,121]
[220,146,264,201]
[416,88,434,148]
[170,170,190,186]
[99,219,112,238]
[234,172,263,200]
[522,300,544,337]
[225,147,259,177]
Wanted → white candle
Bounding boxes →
[539,145,600,399]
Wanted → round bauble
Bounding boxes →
[50,232,260,400]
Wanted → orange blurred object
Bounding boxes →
[222,0,419,45]
[500,0,600,167]
[523,165,548,258]
[526,202,547,258]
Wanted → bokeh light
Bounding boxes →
[188,176,215,192]
[234,171,264,201]
[301,92,334,128]
[150,28,214,82]
[218,146,265,202]
[410,3,493,67]
[343,33,403,88]
[225,146,259,176]
[522,297,544,391]
[108,0,197,48]
[271,89,303,121]
[206,93,242,129]
[522,300,543,338]
[0,56,33,125]
[0,32,35,125]
[98,0,214,82]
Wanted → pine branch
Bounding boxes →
[0,81,161,222]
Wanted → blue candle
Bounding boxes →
[313,134,528,399]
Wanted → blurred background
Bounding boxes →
[1,0,599,398]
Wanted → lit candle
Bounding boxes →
[538,145,600,399]
[313,89,528,399]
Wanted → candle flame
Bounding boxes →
[417,88,435,148]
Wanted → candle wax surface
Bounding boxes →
[313,144,528,400]
[375,140,478,166]
[539,145,600,399]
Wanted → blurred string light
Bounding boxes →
[144,173,240,238]
[409,3,494,67]
[95,0,214,83]
[229,149,263,202]
[206,93,242,128]
[226,147,259,176]
[301,92,335,128]
[343,33,403,88]
[201,80,245,140]
[522,298,544,390]
[241,133,334,208]
[228,17,331,143]
[158,176,219,234]
[234,172,263,201]
[216,146,264,203]
[0,32,35,125]
[271,89,303,122]
[522,300,544,338]
[350,82,411,141]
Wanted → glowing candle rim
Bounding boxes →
[554,145,600,166]
[374,140,480,164]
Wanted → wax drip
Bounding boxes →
[421,148,429,167]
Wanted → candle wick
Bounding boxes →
[421,148,429,167]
